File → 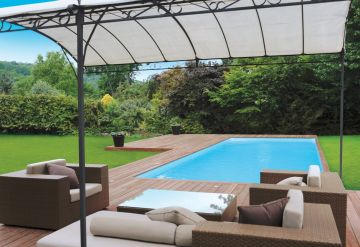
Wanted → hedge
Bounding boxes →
[0,95,104,134]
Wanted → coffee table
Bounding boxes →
[117,189,237,221]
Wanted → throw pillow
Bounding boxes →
[238,198,288,226]
[47,164,79,189]
[146,206,206,225]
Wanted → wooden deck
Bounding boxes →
[1,134,359,247]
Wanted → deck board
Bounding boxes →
[0,134,358,246]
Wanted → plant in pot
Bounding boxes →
[111,132,125,147]
[110,117,126,147]
[170,117,182,135]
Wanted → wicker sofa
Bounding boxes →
[249,170,347,246]
[37,202,341,247]
[193,203,341,247]
[0,162,109,230]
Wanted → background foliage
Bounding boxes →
[0,0,359,135]
[0,95,103,134]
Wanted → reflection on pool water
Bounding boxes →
[119,189,236,214]
[137,138,323,183]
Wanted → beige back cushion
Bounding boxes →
[282,189,304,229]
[26,159,66,174]
[175,224,195,247]
[307,165,321,187]
[90,214,177,245]
[146,206,206,225]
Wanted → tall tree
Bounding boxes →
[0,71,16,94]
[31,52,77,96]
[96,64,139,96]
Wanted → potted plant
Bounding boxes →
[170,118,182,135]
[111,132,125,147]
[171,125,181,135]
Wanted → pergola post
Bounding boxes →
[76,7,87,247]
[339,49,345,179]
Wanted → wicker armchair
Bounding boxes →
[193,203,341,247]
[249,170,347,246]
[0,164,109,230]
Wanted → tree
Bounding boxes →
[29,80,61,96]
[95,64,139,95]
[208,57,347,134]
[31,52,77,96]
[165,62,225,119]
[0,71,16,94]
[144,63,226,133]
[11,77,34,95]
[97,64,139,95]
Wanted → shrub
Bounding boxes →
[100,98,150,134]
[0,95,103,134]
[29,80,61,96]
[100,94,114,107]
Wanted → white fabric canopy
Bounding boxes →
[0,0,351,66]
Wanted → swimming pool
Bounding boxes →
[137,138,323,183]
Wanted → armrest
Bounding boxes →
[193,204,341,247]
[67,164,109,204]
[0,171,71,209]
[261,170,308,184]
[250,183,293,205]
[249,182,347,205]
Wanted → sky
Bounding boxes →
[0,0,161,81]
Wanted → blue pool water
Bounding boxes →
[138,138,323,183]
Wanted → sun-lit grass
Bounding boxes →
[319,135,360,190]
[0,135,158,174]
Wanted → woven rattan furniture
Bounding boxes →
[0,164,109,230]
[249,170,347,246]
[38,203,341,247]
[117,189,237,221]
[193,203,341,247]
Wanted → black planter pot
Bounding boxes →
[171,125,181,135]
[112,135,125,147]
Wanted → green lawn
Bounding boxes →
[0,135,157,174]
[318,135,360,190]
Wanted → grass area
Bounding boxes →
[319,135,360,190]
[0,135,158,174]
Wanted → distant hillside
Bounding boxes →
[0,60,99,86]
[0,61,33,76]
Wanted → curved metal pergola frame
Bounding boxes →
[0,1,350,246]
[0,0,350,63]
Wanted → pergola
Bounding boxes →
[0,0,351,246]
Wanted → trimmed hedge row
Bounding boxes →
[0,95,104,134]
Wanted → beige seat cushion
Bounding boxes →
[175,225,195,247]
[37,211,176,247]
[70,183,102,202]
[277,177,303,186]
[282,189,304,229]
[307,165,321,187]
[90,213,177,245]
[146,206,206,225]
[26,159,66,174]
